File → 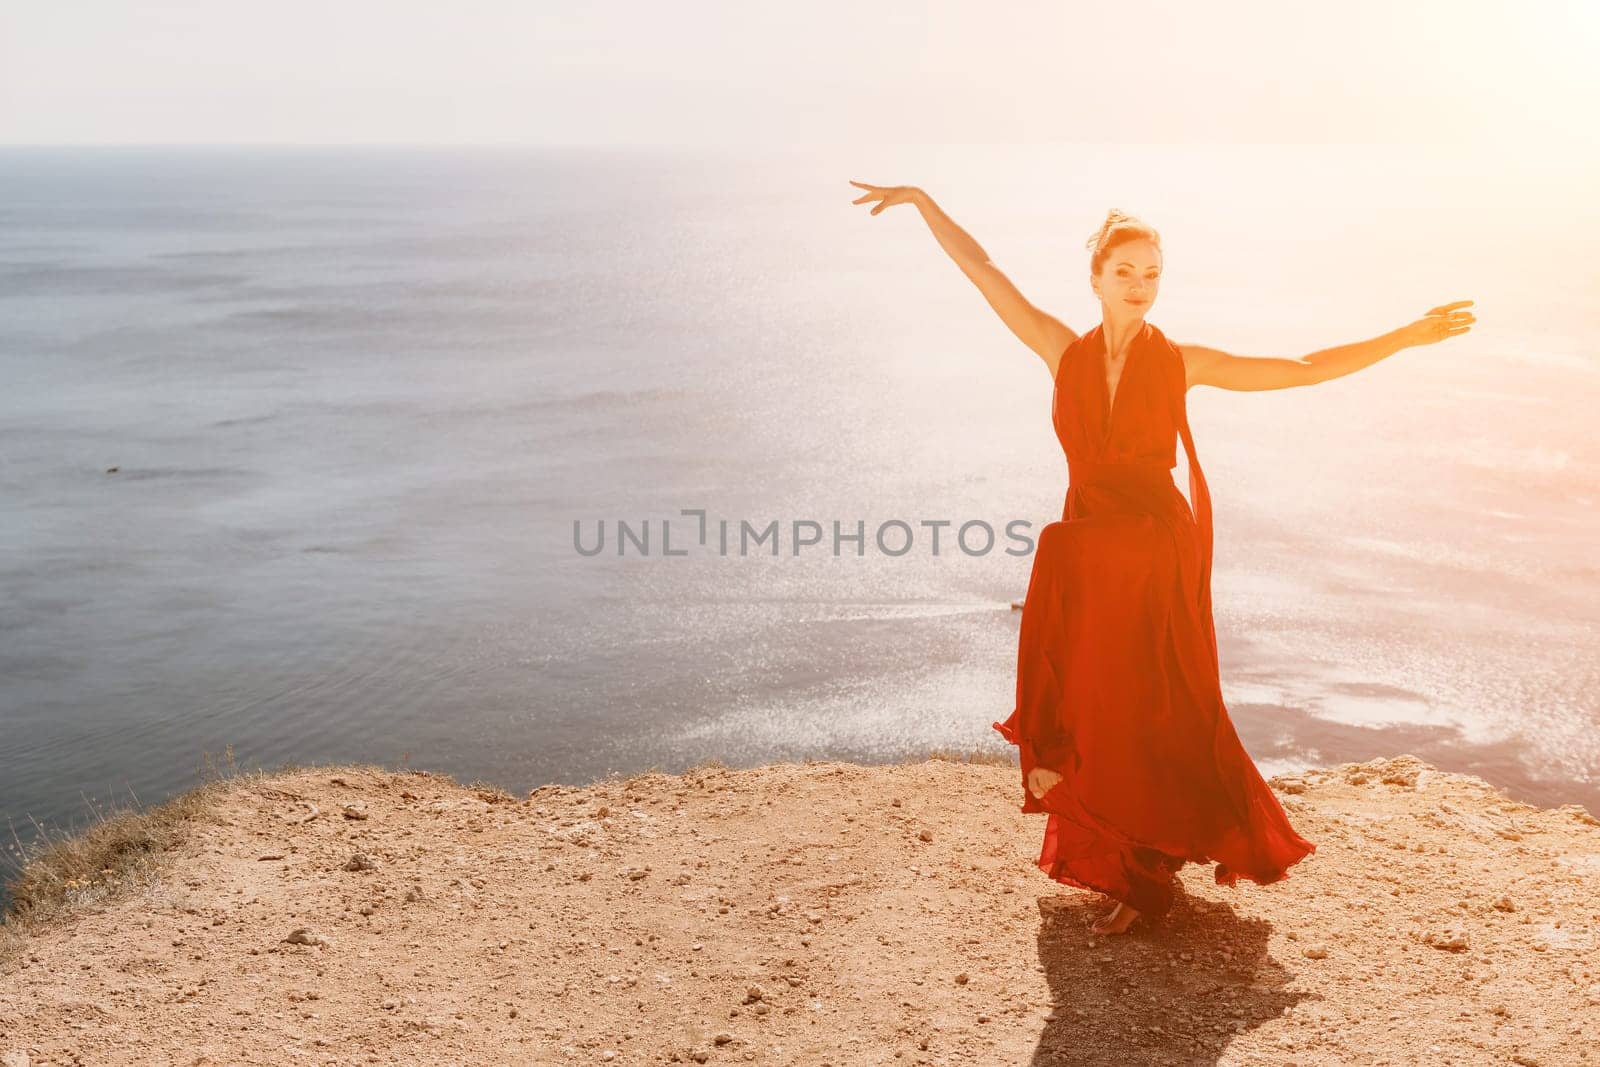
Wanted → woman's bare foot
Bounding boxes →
[1089,901,1139,935]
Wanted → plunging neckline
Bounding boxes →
[1099,322,1147,436]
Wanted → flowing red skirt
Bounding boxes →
[992,467,1315,918]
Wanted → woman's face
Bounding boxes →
[1091,238,1162,320]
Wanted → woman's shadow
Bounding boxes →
[1025,879,1316,1066]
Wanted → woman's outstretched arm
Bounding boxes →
[849,180,1078,376]
[1179,300,1476,392]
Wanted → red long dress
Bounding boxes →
[992,320,1315,918]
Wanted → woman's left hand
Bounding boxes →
[1398,300,1476,347]
[1027,766,1064,799]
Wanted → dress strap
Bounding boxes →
[1159,331,1220,679]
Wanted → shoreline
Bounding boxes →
[3,753,1599,1065]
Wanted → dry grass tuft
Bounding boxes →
[918,745,1015,767]
[0,745,256,966]
[465,780,518,805]
[0,748,537,968]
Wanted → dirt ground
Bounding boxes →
[2,753,1598,1066]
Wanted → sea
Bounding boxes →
[2,143,1596,907]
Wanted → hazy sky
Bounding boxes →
[2,1,1596,149]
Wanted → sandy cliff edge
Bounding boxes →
[2,753,1598,1066]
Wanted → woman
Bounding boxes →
[848,181,1474,935]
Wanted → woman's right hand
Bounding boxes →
[849,180,923,215]
[1027,766,1064,799]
